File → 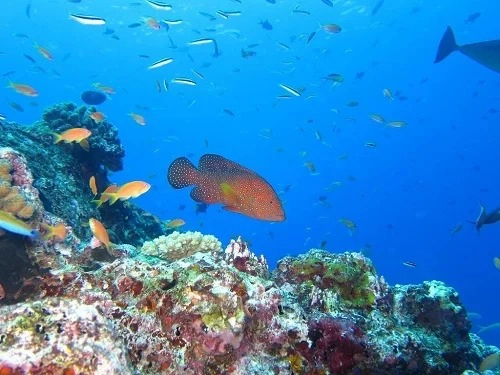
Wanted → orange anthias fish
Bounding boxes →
[8,81,38,97]
[34,43,53,61]
[92,184,118,207]
[101,181,151,204]
[144,17,160,30]
[167,154,285,222]
[41,222,68,241]
[53,128,92,151]
[90,111,105,123]
[89,218,111,251]
[89,176,98,196]
[322,24,341,33]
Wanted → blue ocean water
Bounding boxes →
[1,0,499,347]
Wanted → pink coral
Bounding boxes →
[1,149,33,186]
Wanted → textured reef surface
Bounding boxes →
[0,103,169,245]
[0,104,498,374]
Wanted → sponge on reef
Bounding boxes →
[141,231,222,261]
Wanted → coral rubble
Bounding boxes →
[0,298,131,374]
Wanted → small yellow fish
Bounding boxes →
[128,112,146,126]
[369,114,386,124]
[387,120,406,128]
[166,218,186,229]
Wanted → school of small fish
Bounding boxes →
[2,3,499,346]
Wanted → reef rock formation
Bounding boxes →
[0,103,169,245]
[0,231,497,374]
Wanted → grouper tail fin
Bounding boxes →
[434,26,459,63]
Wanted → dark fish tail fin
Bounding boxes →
[434,26,459,63]
[168,157,200,189]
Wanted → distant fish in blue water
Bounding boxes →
[434,26,500,73]
[259,20,273,30]
[23,54,36,63]
[265,0,276,3]
[103,27,115,35]
[320,0,333,7]
[7,101,24,112]
[195,203,208,214]
[465,12,481,23]
[371,0,384,15]
[81,90,107,105]
[67,0,82,3]
[241,49,256,59]
[70,14,106,26]
[26,3,31,18]
[402,261,417,268]
[474,203,500,233]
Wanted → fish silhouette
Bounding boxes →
[435,26,500,73]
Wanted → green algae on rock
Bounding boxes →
[274,249,380,310]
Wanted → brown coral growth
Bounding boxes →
[0,148,41,223]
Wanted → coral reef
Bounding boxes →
[274,249,382,310]
[0,103,169,245]
[0,298,132,374]
[0,229,496,374]
[0,103,498,373]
